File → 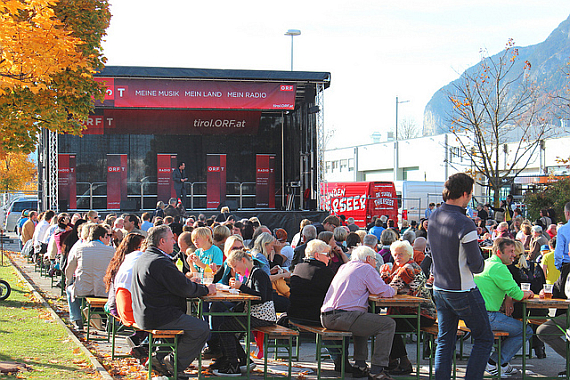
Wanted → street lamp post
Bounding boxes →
[394,96,410,182]
[284,29,301,71]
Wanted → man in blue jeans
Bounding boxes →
[474,237,534,376]
[428,173,493,380]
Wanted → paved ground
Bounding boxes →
[2,232,568,379]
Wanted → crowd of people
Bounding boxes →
[12,180,570,378]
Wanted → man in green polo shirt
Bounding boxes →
[474,237,534,377]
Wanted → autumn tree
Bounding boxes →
[0,0,110,154]
[0,152,36,193]
[447,39,555,205]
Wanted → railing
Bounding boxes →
[72,180,295,211]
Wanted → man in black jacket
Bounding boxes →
[132,225,216,377]
[172,162,188,208]
[288,239,353,373]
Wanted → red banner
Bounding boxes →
[157,154,177,203]
[83,109,261,135]
[107,154,127,210]
[95,78,296,110]
[207,154,226,209]
[256,154,275,208]
[58,154,76,209]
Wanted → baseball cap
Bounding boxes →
[541,244,550,252]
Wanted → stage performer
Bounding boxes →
[173,162,188,208]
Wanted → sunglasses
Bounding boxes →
[106,233,113,238]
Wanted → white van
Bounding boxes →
[4,198,38,233]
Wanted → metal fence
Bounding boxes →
[72,181,294,211]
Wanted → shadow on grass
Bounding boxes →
[0,296,35,309]
[0,352,91,374]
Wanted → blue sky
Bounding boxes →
[101,1,570,148]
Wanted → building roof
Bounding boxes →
[96,66,331,88]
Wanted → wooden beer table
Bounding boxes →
[369,294,424,380]
[190,289,261,379]
[522,296,570,379]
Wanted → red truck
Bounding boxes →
[319,181,398,228]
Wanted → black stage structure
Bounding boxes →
[37,66,330,231]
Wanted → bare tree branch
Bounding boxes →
[446,39,555,205]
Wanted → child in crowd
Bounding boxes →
[188,227,223,274]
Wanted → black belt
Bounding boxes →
[321,309,347,316]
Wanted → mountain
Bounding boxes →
[423,14,570,136]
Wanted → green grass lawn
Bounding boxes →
[0,261,100,379]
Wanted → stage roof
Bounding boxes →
[96,66,331,88]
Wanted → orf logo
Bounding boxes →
[280,85,294,91]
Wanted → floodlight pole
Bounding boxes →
[285,29,301,71]
[394,96,410,182]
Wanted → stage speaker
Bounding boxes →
[59,200,68,212]
[121,199,137,211]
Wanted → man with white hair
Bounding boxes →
[291,224,317,269]
[529,225,548,261]
[363,234,385,272]
[321,246,396,380]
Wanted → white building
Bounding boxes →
[324,133,570,212]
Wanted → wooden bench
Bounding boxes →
[83,297,109,342]
[458,321,509,379]
[289,322,352,380]
[253,325,299,380]
[421,323,465,380]
[106,312,138,360]
[131,323,184,380]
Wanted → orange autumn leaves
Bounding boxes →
[0,0,87,94]
[0,0,110,154]
[0,152,36,192]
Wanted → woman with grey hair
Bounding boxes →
[333,226,348,248]
[380,240,435,375]
[378,229,398,264]
[401,229,416,246]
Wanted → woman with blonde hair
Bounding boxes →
[355,229,367,243]
[212,249,276,375]
[251,232,290,311]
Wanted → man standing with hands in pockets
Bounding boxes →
[428,173,493,380]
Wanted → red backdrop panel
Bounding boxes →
[207,154,226,209]
[256,154,275,208]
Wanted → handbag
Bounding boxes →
[247,300,277,322]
